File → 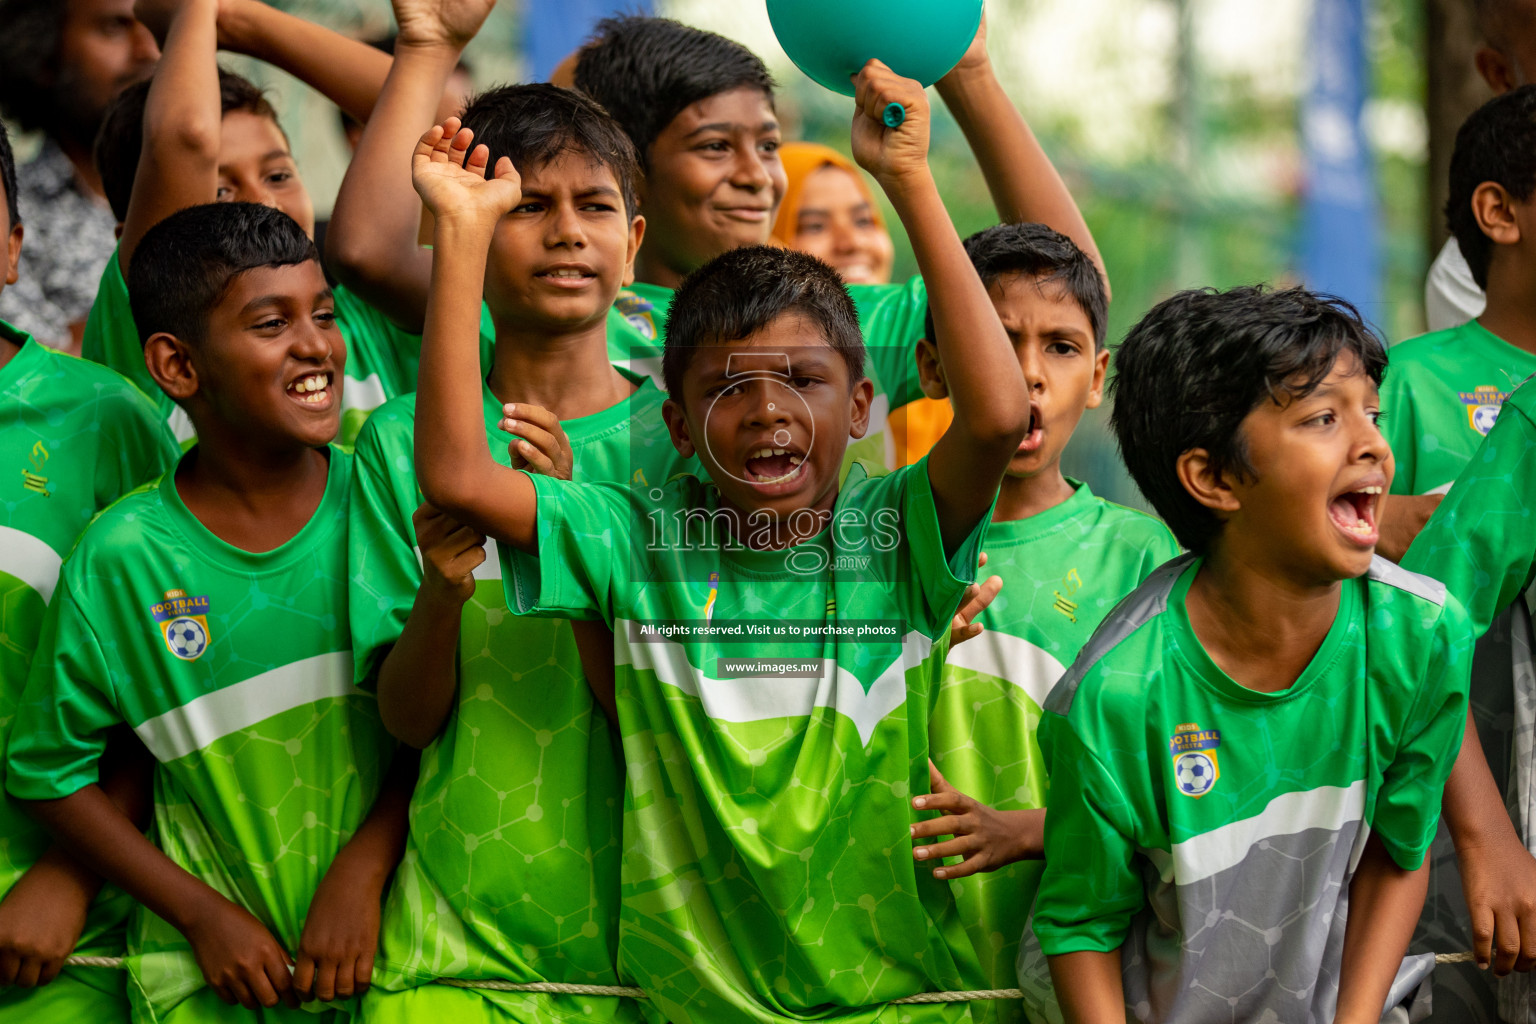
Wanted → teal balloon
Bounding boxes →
[767,0,984,97]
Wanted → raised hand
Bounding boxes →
[411,118,522,226]
[911,760,1043,879]
[500,403,575,480]
[413,502,486,606]
[392,0,496,52]
[849,60,931,189]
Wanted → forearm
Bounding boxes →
[218,0,392,124]
[329,748,417,888]
[1335,834,1429,1024]
[935,63,1107,293]
[377,593,467,747]
[1441,711,1517,851]
[1047,949,1127,1023]
[328,44,462,329]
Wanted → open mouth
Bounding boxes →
[1328,484,1382,545]
[743,445,806,486]
[286,371,333,407]
[1017,404,1044,454]
[535,265,597,288]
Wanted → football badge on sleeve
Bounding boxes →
[1170,722,1221,798]
[150,589,212,661]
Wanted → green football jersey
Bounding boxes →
[81,247,464,447]
[1027,555,1470,1023]
[1382,319,1536,495]
[0,322,177,963]
[929,483,1176,1017]
[608,278,927,475]
[6,447,394,1021]
[503,460,992,1024]
[348,375,691,1022]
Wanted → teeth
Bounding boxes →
[545,268,589,278]
[789,455,802,465]
[288,373,329,400]
[1356,486,1382,495]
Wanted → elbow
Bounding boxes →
[381,710,437,750]
[146,113,221,165]
[416,464,480,525]
[324,220,386,294]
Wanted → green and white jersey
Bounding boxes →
[0,322,178,960]
[930,483,1176,1016]
[609,278,927,476]
[1382,319,1536,496]
[1027,556,1471,1024]
[503,460,991,1024]
[5,448,394,1020]
[348,375,690,1021]
[82,247,459,447]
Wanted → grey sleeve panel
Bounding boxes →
[1043,553,1197,716]
[1367,554,1447,608]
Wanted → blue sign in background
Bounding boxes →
[523,0,652,83]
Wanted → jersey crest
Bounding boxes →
[1459,385,1508,436]
[151,588,212,661]
[1170,722,1221,798]
[615,291,657,341]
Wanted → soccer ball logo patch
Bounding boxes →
[1174,751,1218,798]
[165,618,208,660]
[149,589,212,662]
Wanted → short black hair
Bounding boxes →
[458,83,641,218]
[128,203,317,348]
[925,223,1108,348]
[1447,84,1536,289]
[0,0,66,134]
[1110,285,1386,554]
[663,246,864,398]
[0,120,19,227]
[573,15,775,166]
[96,69,284,223]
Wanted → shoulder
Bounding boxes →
[33,347,163,421]
[1362,556,1472,655]
[1386,326,1474,377]
[1364,555,1445,609]
[847,274,927,314]
[1087,496,1180,550]
[352,391,418,451]
[65,481,167,570]
[1501,373,1536,420]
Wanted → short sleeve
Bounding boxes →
[500,474,631,625]
[1032,708,1146,954]
[898,457,986,638]
[347,414,424,687]
[1402,400,1536,637]
[6,574,125,800]
[1371,596,1473,869]
[850,276,928,411]
[94,382,178,506]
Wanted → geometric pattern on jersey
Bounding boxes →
[1382,319,1536,496]
[607,277,930,477]
[81,246,466,447]
[1027,554,1471,1024]
[348,375,690,1023]
[1403,376,1536,1023]
[4,447,393,1022]
[0,324,178,971]
[928,482,1177,1021]
[502,459,992,1023]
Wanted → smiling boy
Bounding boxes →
[1031,286,1470,1024]
[7,203,412,1024]
[408,62,1029,1022]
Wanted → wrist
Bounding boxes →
[878,170,939,205]
[936,58,996,99]
[393,35,469,61]
[328,840,392,894]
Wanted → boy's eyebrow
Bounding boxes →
[683,120,780,139]
[237,287,332,317]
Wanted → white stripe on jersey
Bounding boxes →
[1171,780,1366,885]
[133,650,362,762]
[944,630,1066,710]
[616,623,930,746]
[343,373,388,415]
[0,525,63,605]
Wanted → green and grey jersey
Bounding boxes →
[0,322,178,959]
[347,376,690,1019]
[929,483,1177,1014]
[1382,319,1536,496]
[503,460,991,1023]
[6,448,393,1019]
[1029,555,1470,1023]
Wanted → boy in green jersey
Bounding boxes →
[83,0,469,446]
[0,120,178,1024]
[349,82,696,1024]
[7,203,413,1023]
[408,63,1030,1023]
[898,224,1177,1020]
[1032,286,1471,1024]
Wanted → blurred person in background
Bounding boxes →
[0,0,158,355]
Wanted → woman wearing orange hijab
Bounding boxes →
[772,142,951,466]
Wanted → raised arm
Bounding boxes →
[851,63,1028,555]
[934,13,1109,294]
[411,122,538,549]
[326,0,495,331]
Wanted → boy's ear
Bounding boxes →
[4,223,22,287]
[846,375,875,440]
[915,339,948,400]
[1472,181,1523,247]
[144,332,201,404]
[1176,447,1241,516]
[1085,347,1110,410]
[1475,46,1520,95]
[661,396,696,459]
[623,214,647,289]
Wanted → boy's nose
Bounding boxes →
[730,149,773,192]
